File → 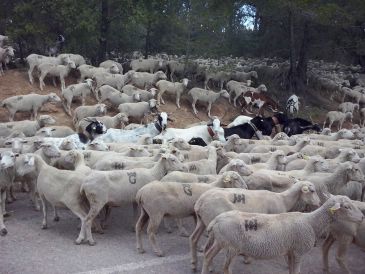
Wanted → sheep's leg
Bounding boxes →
[335,236,352,274]
[176,94,181,109]
[81,96,86,106]
[52,77,57,87]
[201,238,222,274]
[28,66,34,84]
[223,249,236,274]
[328,120,333,130]
[190,217,206,271]
[83,200,105,246]
[207,102,212,118]
[1,190,7,217]
[192,100,198,115]
[40,195,48,229]
[135,206,149,254]
[291,254,302,274]
[233,94,240,107]
[39,74,45,91]
[0,191,7,236]
[176,218,189,237]
[28,180,40,211]
[147,213,164,257]
[8,110,16,122]
[5,187,13,203]
[322,234,336,274]
[53,207,60,222]
[60,77,66,90]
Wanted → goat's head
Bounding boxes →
[156,112,169,131]
[85,120,107,137]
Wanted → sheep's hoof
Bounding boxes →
[0,228,8,236]
[41,224,47,229]
[155,250,165,257]
[191,263,197,272]
[88,240,96,246]
[74,239,83,245]
[3,212,10,217]
[34,206,41,212]
[243,256,252,264]
[137,247,145,254]
[53,216,60,222]
[179,230,190,237]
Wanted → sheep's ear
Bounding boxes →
[301,185,309,193]
[51,128,56,131]
[223,175,231,183]
[329,202,341,214]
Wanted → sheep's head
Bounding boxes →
[96,104,107,115]
[258,84,268,92]
[67,61,77,69]
[149,99,157,109]
[274,150,287,165]
[345,163,365,182]
[298,181,320,207]
[338,129,354,139]
[38,115,56,126]
[172,138,191,150]
[310,156,329,172]
[117,113,129,125]
[60,139,77,150]
[321,128,331,135]
[220,89,230,99]
[87,140,109,151]
[15,154,34,176]
[327,195,363,224]
[221,171,247,189]
[5,46,15,57]
[155,71,167,80]
[182,78,189,87]
[40,143,61,158]
[4,138,28,154]
[133,92,141,102]
[0,151,18,169]
[109,64,119,74]
[149,88,157,97]
[48,93,62,103]
[160,153,185,173]
[64,150,81,166]
[85,78,93,88]
[228,159,253,176]
[129,147,150,157]
[36,127,55,137]
[251,71,258,79]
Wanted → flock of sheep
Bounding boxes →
[1,33,365,274]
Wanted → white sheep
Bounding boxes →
[77,113,129,133]
[341,86,363,103]
[61,79,94,115]
[99,60,123,74]
[79,153,185,245]
[38,60,76,90]
[135,171,247,256]
[93,70,135,93]
[190,180,321,271]
[78,64,119,82]
[156,78,189,108]
[0,151,18,236]
[0,35,9,47]
[122,85,157,102]
[323,111,353,130]
[130,58,163,73]
[0,46,15,76]
[130,71,167,89]
[201,196,362,274]
[58,53,86,67]
[188,88,230,117]
[36,126,76,137]
[227,115,252,128]
[25,54,70,84]
[231,70,258,82]
[0,115,56,137]
[97,85,140,107]
[338,102,359,114]
[226,80,251,107]
[73,104,107,126]
[0,93,61,121]
[118,99,157,123]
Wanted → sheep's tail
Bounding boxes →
[135,188,144,206]
[204,221,217,253]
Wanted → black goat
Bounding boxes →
[283,118,321,136]
[224,113,288,139]
[188,137,207,147]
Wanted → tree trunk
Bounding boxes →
[98,0,109,63]
[296,21,310,93]
[287,7,296,94]
[144,20,151,59]
[17,38,25,64]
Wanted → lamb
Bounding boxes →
[201,195,363,274]
[73,104,107,126]
[38,60,76,90]
[118,99,157,123]
[61,78,94,115]
[0,151,18,236]
[226,80,251,107]
[78,113,129,133]
[15,151,95,244]
[130,58,163,73]
[323,111,353,130]
[99,60,123,74]
[231,70,258,82]
[130,71,167,89]
[25,54,71,84]
[0,93,61,121]
[188,88,230,117]
[121,84,155,100]
[190,180,321,271]
[156,78,189,108]
[79,153,185,245]
[322,200,365,274]
[338,102,359,114]
[0,115,56,137]
[0,46,15,76]
[36,126,75,137]
[97,85,140,107]
[135,171,247,256]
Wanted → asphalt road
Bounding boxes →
[1,193,364,274]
